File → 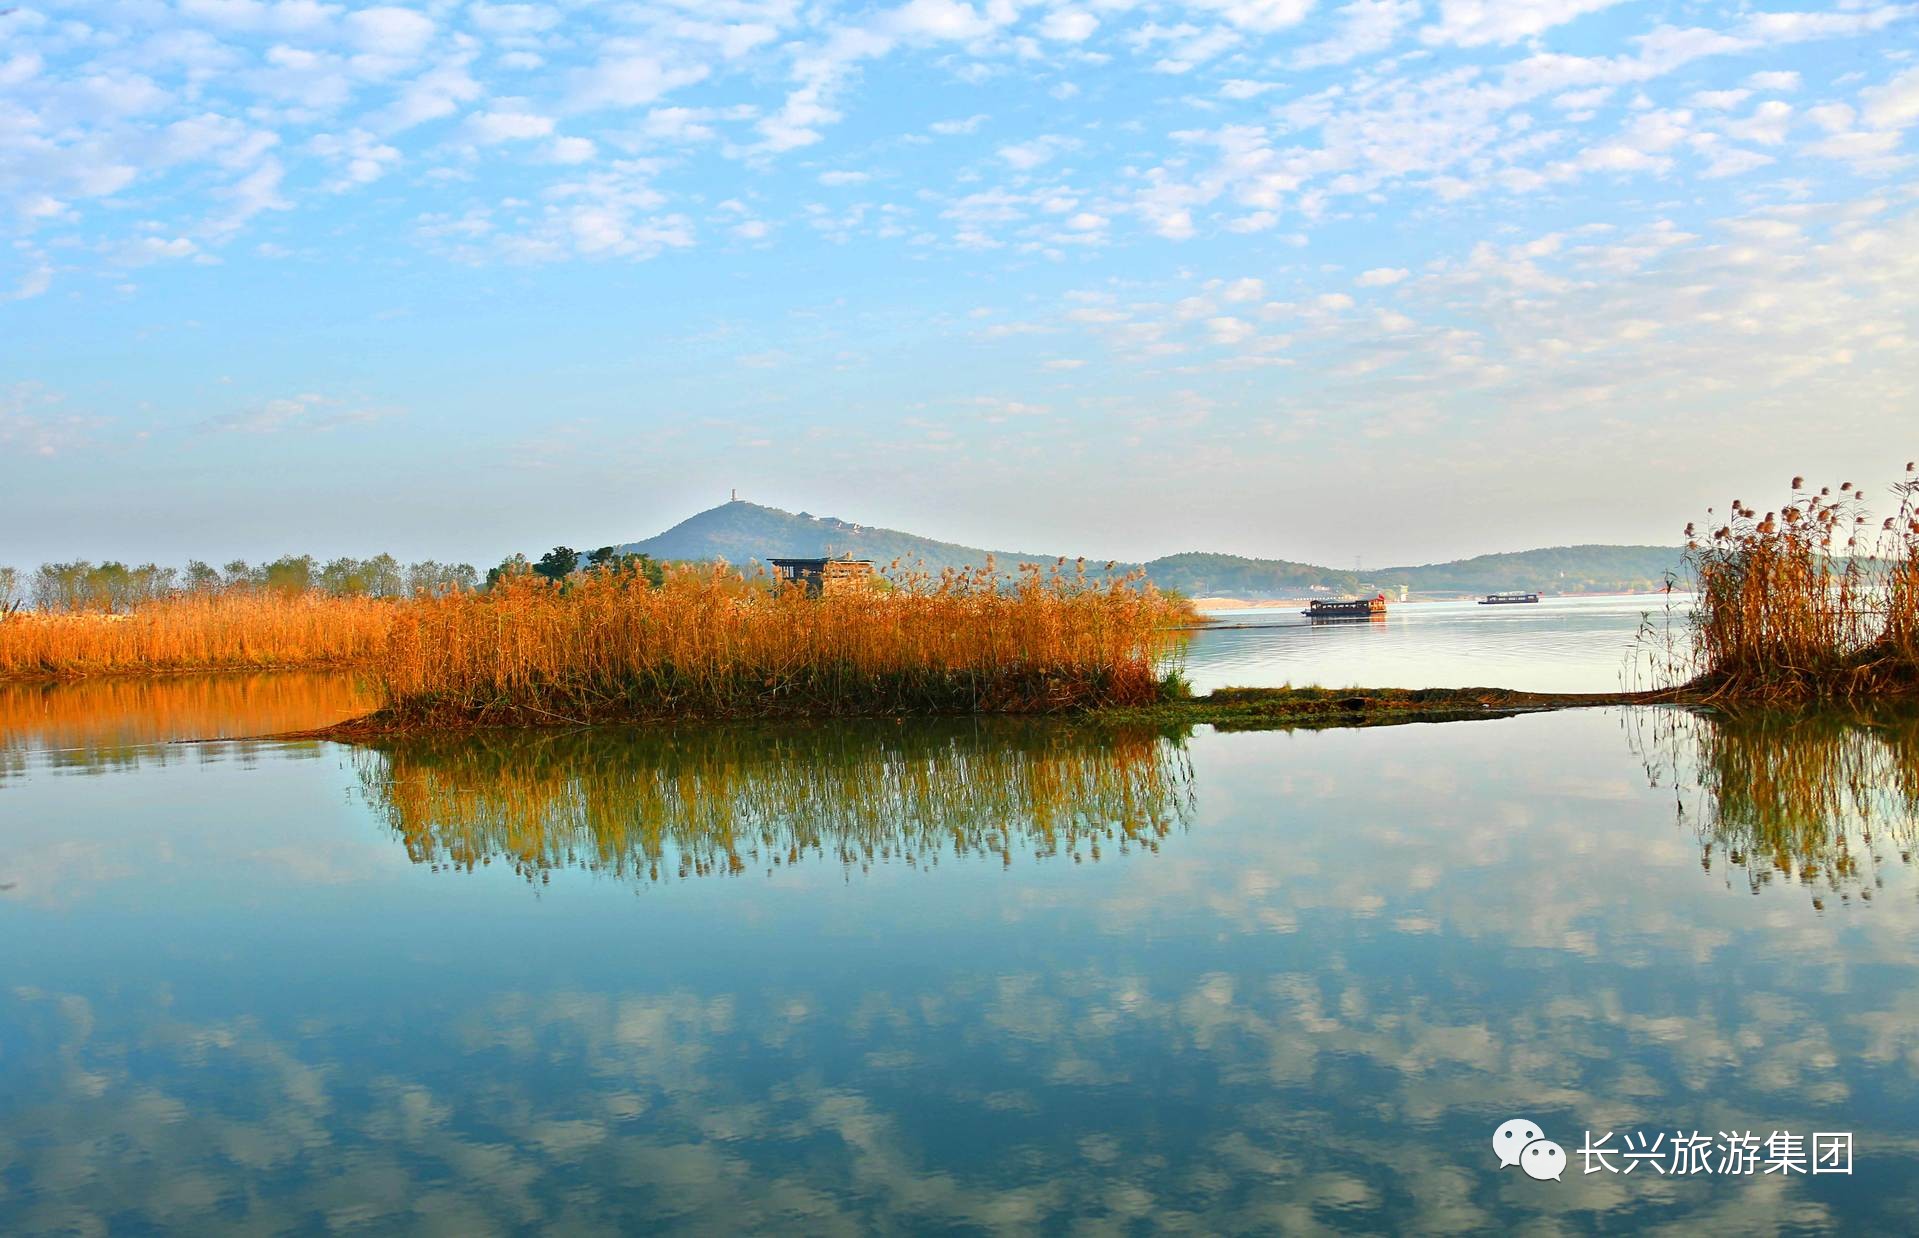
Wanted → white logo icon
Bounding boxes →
[1493,1118,1543,1168]
[1522,1139,1566,1181]
[1494,1118,1563,1180]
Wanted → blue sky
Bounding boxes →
[4,0,1917,568]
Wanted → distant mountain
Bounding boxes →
[1375,545,1682,595]
[618,500,1059,575]
[618,500,1684,596]
[1138,552,1363,597]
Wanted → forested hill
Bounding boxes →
[1138,552,1365,597]
[1375,545,1683,594]
[618,500,1057,574]
[618,501,1684,596]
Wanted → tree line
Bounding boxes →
[487,546,666,588]
[0,547,667,614]
[0,556,479,613]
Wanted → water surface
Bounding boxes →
[1184,593,1691,694]
[2,676,1915,1233]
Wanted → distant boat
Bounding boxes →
[1304,594,1388,620]
[1479,591,1541,605]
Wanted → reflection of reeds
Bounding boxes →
[1634,705,1919,906]
[0,671,378,771]
[0,592,393,678]
[376,563,1187,725]
[354,721,1194,885]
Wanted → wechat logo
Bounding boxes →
[1494,1118,1566,1181]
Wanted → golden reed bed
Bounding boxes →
[0,591,391,678]
[0,562,1187,723]
[377,563,1185,724]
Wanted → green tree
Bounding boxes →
[406,560,479,596]
[185,560,222,592]
[487,554,532,589]
[0,566,22,614]
[262,555,316,593]
[33,562,94,611]
[534,546,580,582]
[320,556,371,595]
[588,546,664,586]
[365,553,404,597]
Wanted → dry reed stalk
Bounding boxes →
[0,591,394,678]
[1677,466,1919,700]
[375,560,1188,725]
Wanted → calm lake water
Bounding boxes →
[1184,593,1692,694]
[4,675,1918,1234]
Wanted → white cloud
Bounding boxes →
[1726,100,1792,146]
[202,392,391,434]
[206,158,290,238]
[883,0,1000,42]
[1189,0,1316,34]
[547,136,597,164]
[308,128,401,187]
[570,53,711,111]
[114,236,200,265]
[1746,70,1801,93]
[1205,315,1256,344]
[8,266,54,300]
[469,4,561,37]
[376,57,482,131]
[1,383,100,456]
[1039,9,1098,42]
[1688,134,1772,179]
[1861,67,1919,132]
[1689,89,1749,111]
[931,114,989,135]
[345,7,436,58]
[467,105,557,143]
[1294,0,1420,68]
[1220,79,1280,100]
[998,136,1072,170]
[1422,0,1626,48]
[176,0,339,36]
[1357,267,1408,286]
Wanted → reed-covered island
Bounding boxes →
[5,468,1918,734]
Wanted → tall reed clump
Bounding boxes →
[374,559,1189,726]
[0,591,393,678]
[1678,465,1919,700]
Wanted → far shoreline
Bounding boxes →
[1190,590,1685,612]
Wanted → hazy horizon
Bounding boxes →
[6,1,1916,568]
[5,485,1692,573]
